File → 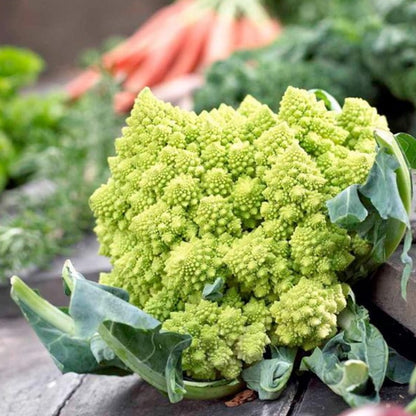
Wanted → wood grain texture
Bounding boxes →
[0,318,84,416]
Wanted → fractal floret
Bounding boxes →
[90,86,386,381]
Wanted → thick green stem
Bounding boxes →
[374,129,412,259]
[406,397,416,414]
[183,379,245,400]
[61,259,76,293]
[10,276,75,335]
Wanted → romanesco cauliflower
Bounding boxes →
[90,86,386,380]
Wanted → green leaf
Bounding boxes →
[326,184,368,228]
[300,334,375,407]
[202,277,225,301]
[10,276,129,375]
[301,296,389,407]
[410,367,416,394]
[69,277,158,339]
[360,148,410,228]
[11,262,193,402]
[309,89,342,112]
[386,347,415,384]
[339,299,388,393]
[62,260,130,302]
[395,132,416,169]
[242,346,297,400]
[400,228,413,299]
[327,136,413,288]
[99,321,191,403]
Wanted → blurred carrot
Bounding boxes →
[114,90,137,114]
[124,19,192,92]
[237,17,263,49]
[66,68,101,99]
[233,18,245,50]
[103,0,191,69]
[255,19,281,44]
[66,0,282,111]
[202,13,234,65]
[164,10,215,81]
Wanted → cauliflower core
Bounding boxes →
[90,87,388,380]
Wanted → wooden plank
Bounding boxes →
[1,317,414,416]
[60,375,297,416]
[0,318,84,416]
[293,377,413,416]
[371,247,416,336]
[0,317,297,416]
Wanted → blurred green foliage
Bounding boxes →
[0,46,124,277]
[195,0,416,134]
[0,46,43,97]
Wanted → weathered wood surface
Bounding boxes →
[1,317,413,416]
[0,318,84,416]
[0,317,297,416]
[59,375,297,416]
[371,248,416,335]
[292,378,413,416]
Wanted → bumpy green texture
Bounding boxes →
[90,86,387,380]
[163,300,270,380]
[270,278,348,350]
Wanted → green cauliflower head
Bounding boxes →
[90,86,386,381]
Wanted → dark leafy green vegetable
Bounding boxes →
[194,22,375,116]
[242,346,297,400]
[0,46,51,193]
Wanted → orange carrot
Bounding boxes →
[111,48,149,79]
[239,17,262,49]
[202,13,234,65]
[123,16,192,92]
[103,0,192,69]
[234,17,262,50]
[163,9,215,81]
[254,19,281,45]
[66,68,101,99]
[232,18,245,50]
[113,91,136,114]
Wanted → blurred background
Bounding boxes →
[0,0,415,282]
[0,0,170,78]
